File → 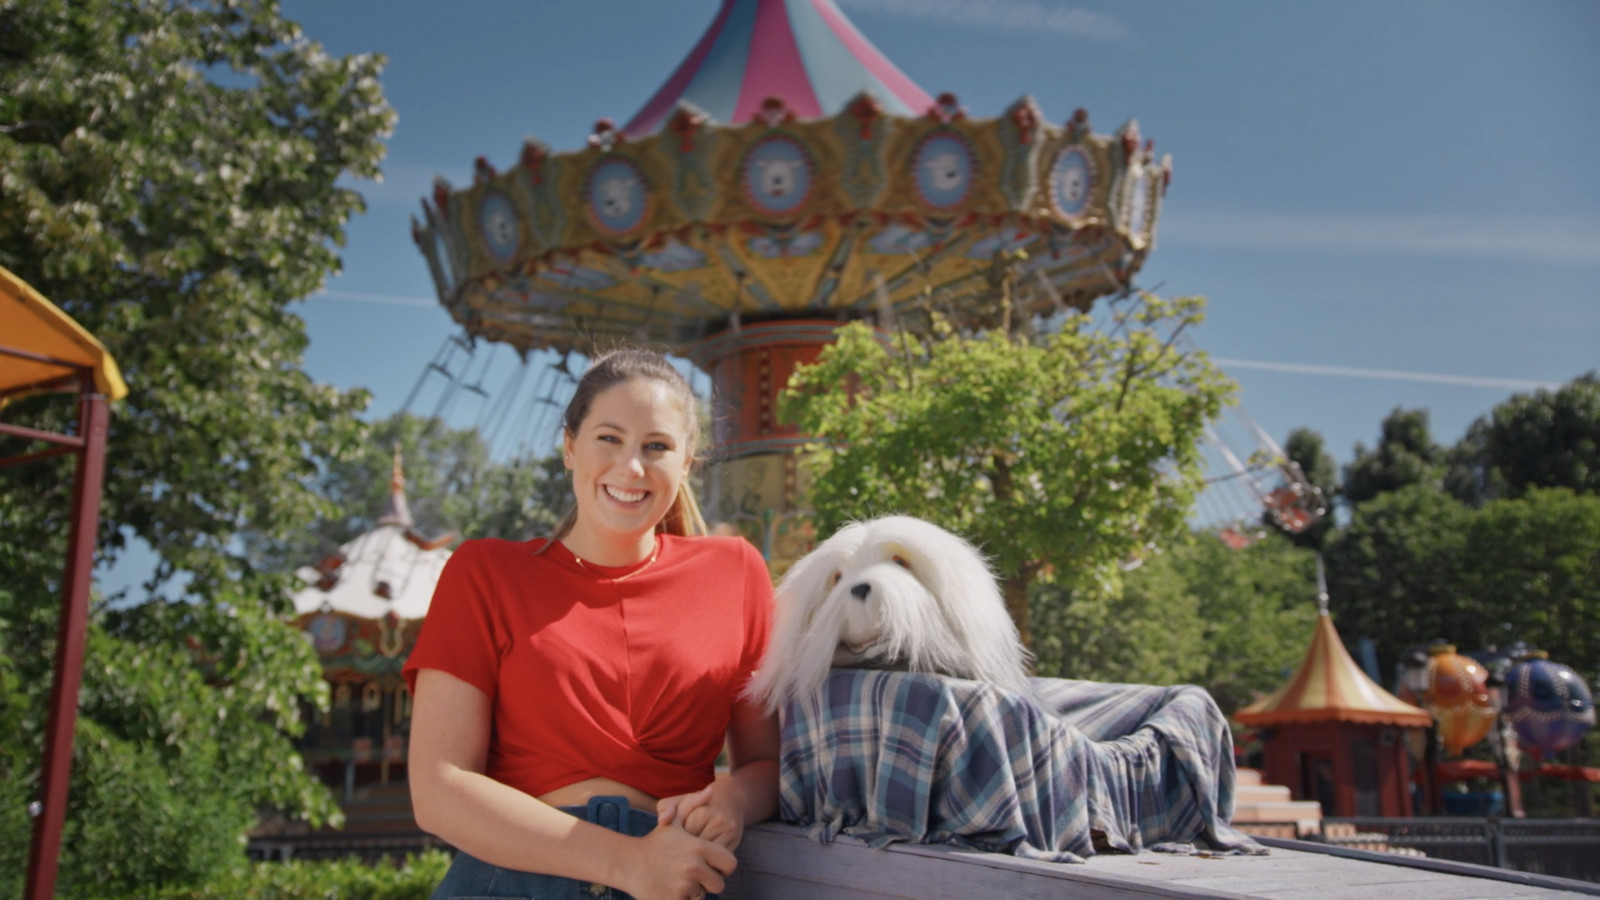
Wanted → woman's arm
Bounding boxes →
[656,697,780,851]
[409,668,736,900]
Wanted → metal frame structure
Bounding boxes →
[1,276,120,900]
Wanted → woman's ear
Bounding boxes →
[561,429,574,468]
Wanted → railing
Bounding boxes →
[1322,817,1600,884]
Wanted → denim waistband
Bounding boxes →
[558,795,659,837]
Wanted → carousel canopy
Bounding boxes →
[292,452,454,621]
[0,265,127,405]
[415,0,1168,356]
[1235,613,1432,728]
[623,0,933,136]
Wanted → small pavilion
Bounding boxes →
[1235,611,1432,818]
[290,452,454,792]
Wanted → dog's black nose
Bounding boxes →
[850,583,871,601]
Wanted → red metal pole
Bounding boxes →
[24,389,109,900]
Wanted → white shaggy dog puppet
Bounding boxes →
[747,515,1033,714]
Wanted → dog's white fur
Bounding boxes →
[746,515,1033,714]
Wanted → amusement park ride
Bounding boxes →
[405,0,1325,565]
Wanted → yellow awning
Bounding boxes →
[0,265,128,404]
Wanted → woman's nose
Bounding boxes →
[623,452,646,476]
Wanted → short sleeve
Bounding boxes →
[403,540,504,700]
[737,540,776,688]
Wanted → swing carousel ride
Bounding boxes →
[404,0,1324,562]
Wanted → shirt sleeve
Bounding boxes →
[402,540,504,700]
[736,539,776,689]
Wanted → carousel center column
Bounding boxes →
[690,320,843,577]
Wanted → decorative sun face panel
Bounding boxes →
[478,190,521,263]
[308,614,348,654]
[742,136,815,215]
[585,157,650,236]
[912,132,975,210]
[1049,146,1093,218]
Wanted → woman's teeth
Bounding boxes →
[605,485,647,503]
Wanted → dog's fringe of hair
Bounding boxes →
[745,516,1033,715]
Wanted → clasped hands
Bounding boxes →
[617,779,744,900]
[657,778,748,852]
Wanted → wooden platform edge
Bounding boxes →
[722,822,1260,900]
[1253,836,1600,897]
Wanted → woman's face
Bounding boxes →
[562,377,693,556]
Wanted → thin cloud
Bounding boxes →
[1213,358,1561,392]
[1160,212,1600,266]
[839,0,1127,40]
[314,289,437,308]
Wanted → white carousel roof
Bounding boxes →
[291,450,454,621]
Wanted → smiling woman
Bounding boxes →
[403,347,778,900]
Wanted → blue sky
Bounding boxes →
[271,0,1596,522]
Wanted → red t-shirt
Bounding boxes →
[403,534,773,801]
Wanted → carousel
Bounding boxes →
[290,452,454,790]
[412,0,1191,571]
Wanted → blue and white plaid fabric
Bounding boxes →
[777,670,1267,862]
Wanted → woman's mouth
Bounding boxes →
[604,485,648,504]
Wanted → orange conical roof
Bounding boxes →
[1235,613,1432,727]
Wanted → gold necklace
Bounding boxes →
[568,537,661,582]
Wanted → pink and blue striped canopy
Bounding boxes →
[623,0,934,136]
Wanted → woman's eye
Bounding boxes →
[891,555,911,570]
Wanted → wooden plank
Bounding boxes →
[723,823,1258,900]
[1256,837,1600,897]
[723,824,1600,900]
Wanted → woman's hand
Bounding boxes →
[613,823,736,900]
[657,781,747,851]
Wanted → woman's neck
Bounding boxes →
[559,527,658,568]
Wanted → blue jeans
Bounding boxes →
[429,796,664,900]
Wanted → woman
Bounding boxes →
[405,348,778,900]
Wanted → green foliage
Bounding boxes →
[1035,532,1319,713]
[0,0,393,894]
[1342,408,1445,507]
[784,295,1234,649]
[1454,488,1600,683]
[1447,373,1600,505]
[96,850,452,900]
[1326,483,1600,686]
[1323,484,1472,673]
[246,412,567,573]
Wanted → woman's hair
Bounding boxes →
[548,347,707,544]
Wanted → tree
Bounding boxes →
[1447,373,1600,505]
[1342,408,1445,507]
[1322,484,1473,677]
[783,295,1235,650]
[0,0,393,893]
[246,412,568,575]
[1454,488,1600,683]
[1037,532,1320,712]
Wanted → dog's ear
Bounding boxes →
[925,527,1034,696]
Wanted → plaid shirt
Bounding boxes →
[777,670,1266,862]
